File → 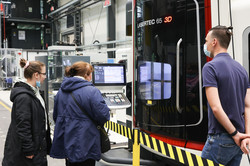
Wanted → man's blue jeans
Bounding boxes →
[201,133,243,166]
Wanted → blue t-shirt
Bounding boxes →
[202,53,250,134]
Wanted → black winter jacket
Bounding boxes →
[2,82,51,166]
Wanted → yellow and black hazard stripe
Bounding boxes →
[139,131,223,166]
[104,120,133,140]
[104,121,224,166]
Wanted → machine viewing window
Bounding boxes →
[138,61,171,100]
[92,63,126,86]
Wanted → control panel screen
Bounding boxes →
[92,63,126,86]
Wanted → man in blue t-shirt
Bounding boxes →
[201,25,250,165]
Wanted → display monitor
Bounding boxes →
[92,63,126,86]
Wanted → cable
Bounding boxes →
[247,153,250,165]
[217,0,220,25]
[248,145,250,165]
[92,5,103,43]
[87,4,103,43]
[3,5,5,43]
[229,0,235,59]
[87,12,94,36]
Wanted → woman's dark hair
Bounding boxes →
[209,25,233,49]
[20,58,45,79]
[64,61,94,78]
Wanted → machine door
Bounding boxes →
[135,0,206,141]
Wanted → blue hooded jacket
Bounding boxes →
[50,77,110,162]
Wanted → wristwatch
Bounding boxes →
[230,130,238,137]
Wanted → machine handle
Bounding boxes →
[176,38,182,113]
[193,0,203,126]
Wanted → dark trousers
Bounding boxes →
[65,159,96,166]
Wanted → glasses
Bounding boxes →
[38,72,46,75]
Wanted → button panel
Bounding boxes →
[102,93,131,109]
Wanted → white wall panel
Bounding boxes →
[116,0,127,40]
[59,18,67,34]
[58,0,70,7]
[211,0,250,68]
[231,0,250,67]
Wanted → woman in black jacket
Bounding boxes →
[2,59,51,166]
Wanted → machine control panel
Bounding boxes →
[102,93,131,109]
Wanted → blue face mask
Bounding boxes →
[203,44,211,58]
[36,81,41,88]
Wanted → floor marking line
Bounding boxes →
[0,101,11,112]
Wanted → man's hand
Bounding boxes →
[26,155,34,159]
[232,132,250,147]
[241,138,250,154]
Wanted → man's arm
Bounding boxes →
[241,88,250,153]
[205,87,250,146]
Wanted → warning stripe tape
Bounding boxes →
[104,120,133,140]
[104,121,224,166]
[139,132,224,166]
